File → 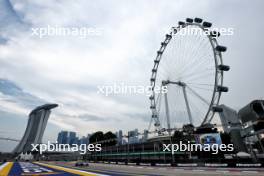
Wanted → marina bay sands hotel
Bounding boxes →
[13,104,58,154]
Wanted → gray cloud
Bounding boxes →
[126,113,150,123]
[78,114,106,122]
[0,78,46,108]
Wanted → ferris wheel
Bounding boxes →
[149,18,230,134]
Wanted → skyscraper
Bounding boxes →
[79,136,88,145]
[57,131,79,145]
[57,131,68,144]
[68,131,77,145]
[128,129,139,144]
[141,129,148,142]
[13,104,58,153]
[116,130,123,145]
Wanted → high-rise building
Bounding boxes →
[141,129,148,142]
[57,131,68,144]
[86,134,91,144]
[57,131,79,145]
[79,136,88,145]
[116,130,123,145]
[13,104,58,153]
[128,129,139,144]
[68,131,77,145]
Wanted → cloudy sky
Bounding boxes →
[0,0,263,152]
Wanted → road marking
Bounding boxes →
[18,162,55,174]
[35,162,108,176]
[0,162,14,175]
[0,163,9,171]
[192,169,204,172]
[158,168,166,170]
[174,169,184,171]
[241,171,258,173]
[216,170,229,173]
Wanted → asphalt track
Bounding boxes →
[1,161,264,176]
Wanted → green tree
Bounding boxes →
[103,131,117,146]
[89,131,104,143]
[89,131,117,146]
[172,130,184,143]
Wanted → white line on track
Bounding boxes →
[241,171,258,173]
[216,170,229,173]
[0,162,9,171]
[192,170,205,172]
[174,169,184,171]
[158,168,166,170]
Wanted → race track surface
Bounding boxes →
[1,161,264,176]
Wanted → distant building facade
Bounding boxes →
[141,129,148,143]
[116,130,123,145]
[128,129,139,144]
[68,131,77,145]
[79,136,88,145]
[57,131,79,145]
[57,131,68,144]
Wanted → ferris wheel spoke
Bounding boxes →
[188,39,210,66]
[183,69,214,83]
[179,51,214,78]
[186,86,210,105]
[174,39,210,78]
[181,35,192,70]
[176,53,213,80]
[183,31,205,63]
[184,36,211,69]
[188,84,213,91]
[189,41,213,66]
[185,70,215,83]
[157,68,170,80]
[179,66,214,81]
[187,95,207,124]
[171,33,207,80]
[186,82,215,87]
